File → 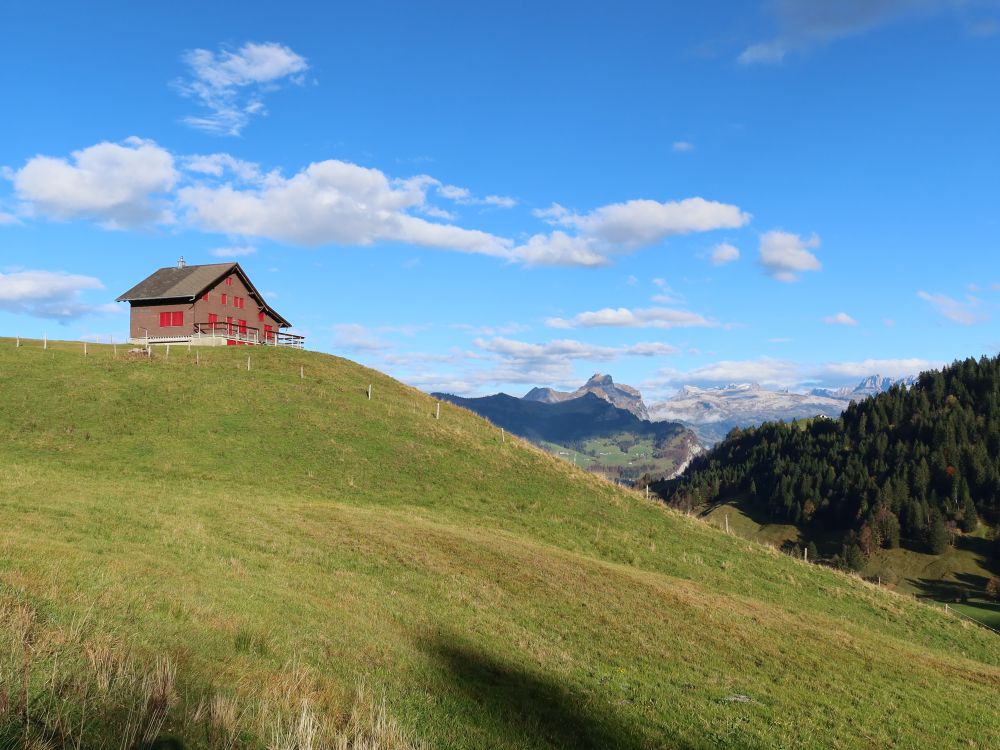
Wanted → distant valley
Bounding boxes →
[435,375,699,483]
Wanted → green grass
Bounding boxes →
[0,338,999,748]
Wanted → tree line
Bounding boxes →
[659,355,1000,570]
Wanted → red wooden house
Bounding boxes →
[116,258,303,348]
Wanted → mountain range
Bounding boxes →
[523,372,649,419]
[433,388,699,481]
[648,374,918,445]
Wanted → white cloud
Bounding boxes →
[12,137,177,228]
[177,159,512,258]
[183,153,263,182]
[0,212,19,226]
[210,245,257,258]
[538,197,750,248]
[451,322,530,336]
[822,311,858,326]
[738,1,972,64]
[511,232,608,268]
[546,306,716,330]
[672,141,695,152]
[916,290,987,325]
[0,270,109,320]
[810,358,941,383]
[518,197,750,267]
[175,42,309,135]
[475,336,678,362]
[758,230,821,282]
[738,41,787,65]
[332,323,391,353]
[709,242,740,266]
[652,357,800,390]
[647,355,940,397]
[438,184,516,208]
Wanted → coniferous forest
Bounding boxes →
[660,355,1000,569]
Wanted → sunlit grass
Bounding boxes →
[0,338,997,748]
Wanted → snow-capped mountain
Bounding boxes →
[648,383,847,444]
[809,374,918,399]
[648,374,917,444]
[523,373,649,420]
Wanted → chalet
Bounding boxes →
[116,258,304,348]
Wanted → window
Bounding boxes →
[264,324,273,341]
[208,313,218,324]
[238,319,248,334]
[221,293,227,305]
[258,311,265,321]
[226,316,233,335]
[226,276,234,286]
[159,311,184,327]
[202,293,209,302]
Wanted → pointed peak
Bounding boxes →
[586,373,613,386]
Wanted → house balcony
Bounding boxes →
[131,322,305,349]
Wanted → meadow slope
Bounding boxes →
[0,339,998,749]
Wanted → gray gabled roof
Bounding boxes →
[116,262,292,327]
[115,263,236,302]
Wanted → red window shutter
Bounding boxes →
[238,319,247,334]
[258,311,265,321]
[202,293,209,301]
[172,311,183,327]
[226,316,233,335]
[208,313,217,324]
[159,311,170,327]
[221,293,227,305]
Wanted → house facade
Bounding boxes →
[116,259,303,348]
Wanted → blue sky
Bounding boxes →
[2,0,999,400]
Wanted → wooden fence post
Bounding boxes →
[501,428,505,443]
[436,402,440,420]
[367,384,372,400]
[247,356,251,371]
[300,366,304,379]
[83,342,87,356]
[15,336,19,348]
[725,514,730,534]
[43,334,47,350]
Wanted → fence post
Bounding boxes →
[300,366,304,379]
[725,514,730,534]
[165,344,170,359]
[43,334,47,350]
[83,342,87,356]
[196,351,200,365]
[15,335,19,348]
[367,384,372,400]
[803,547,808,562]
[436,402,440,420]
[247,356,251,372]
[501,428,505,443]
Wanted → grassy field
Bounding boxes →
[0,339,999,748]
[540,435,674,481]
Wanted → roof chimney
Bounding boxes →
[178,256,186,269]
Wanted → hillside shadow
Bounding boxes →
[910,575,987,602]
[426,639,692,750]
[954,535,1000,574]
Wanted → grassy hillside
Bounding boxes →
[1,339,999,749]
